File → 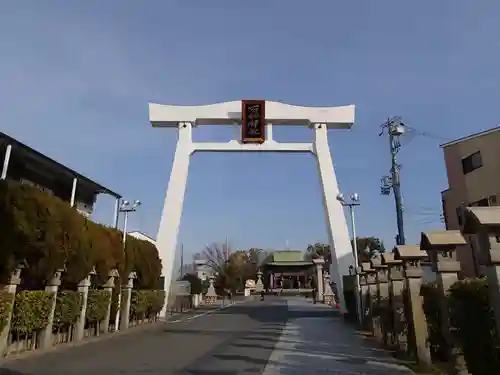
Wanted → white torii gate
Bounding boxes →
[149,100,356,314]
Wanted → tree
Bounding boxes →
[352,236,385,263]
[201,244,274,293]
[305,243,331,267]
[181,273,203,295]
[202,242,231,275]
[202,242,240,292]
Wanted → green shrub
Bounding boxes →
[448,278,500,374]
[0,291,14,331]
[11,291,53,333]
[421,282,447,361]
[148,290,166,317]
[53,291,82,330]
[86,290,110,324]
[130,291,150,320]
[128,290,165,320]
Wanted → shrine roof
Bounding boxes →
[265,251,313,266]
[271,251,305,262]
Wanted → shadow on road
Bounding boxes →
[175,301,289,375]
[0,370,25,375]
[0,298,410,375]
[177,299,411,375]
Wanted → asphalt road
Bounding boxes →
[0,297,290,375]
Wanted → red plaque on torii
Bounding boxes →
[241,100,265,144]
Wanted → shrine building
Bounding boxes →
[261,251,317,292]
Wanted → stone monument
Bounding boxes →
[255,270,264,293]
[205,275,217,305]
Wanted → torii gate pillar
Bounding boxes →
[149,100,356,315]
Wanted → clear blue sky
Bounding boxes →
[1,1,499,263]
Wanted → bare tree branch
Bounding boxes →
[202,242,232,275]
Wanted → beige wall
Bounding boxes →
[441,128,500,278]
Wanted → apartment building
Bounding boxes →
[441,126,500,277]
[0,132,121,224]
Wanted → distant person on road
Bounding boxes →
[260,290,264,301]
[227,290,233,303]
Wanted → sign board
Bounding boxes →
[241,100,265,144]
[171,280,191,296]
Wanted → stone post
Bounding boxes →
[38,267,65,349]
[74,267,96,341]
[205,275,217,304]
[0,265,24,356]
[119,271,137,330]
[101,269,119,334]
[421,230,470,375]
[382,252,406,350]
[313,257,325,302]
[322,272,335,305]
[194,259,207,306]
[461,206,500,341]
[360,262,376,331]
[394,245,432,369]
[371,254,390,345]
[255,270,264,293]
[357,270,368,325]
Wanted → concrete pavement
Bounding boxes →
[262,297,413,375]
[0,296,413,375]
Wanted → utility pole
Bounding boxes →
[180,244,184,279]
[380,117,406,246]
[225,236,229,261]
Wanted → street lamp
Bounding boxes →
[337,192,362,324]
[119,199,141,248]
[113,199,141,332]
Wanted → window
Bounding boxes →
[461,151,482,174]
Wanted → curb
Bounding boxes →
[0,320,164,364]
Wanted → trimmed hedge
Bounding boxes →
[448,278,500,374]
[130,290,165,321]
[422,278,500,374]
[53,291,82,330]
[0,291,14,331]
[86,290,111,324]
[0,180,162,289]
[130,290,148,319]
[11,291,53,334]
[420,282,447,361]
[149,290,166,316]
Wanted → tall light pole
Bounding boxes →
[114,198,141,331]
[337,192,362,324]
[119,199,141,249]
